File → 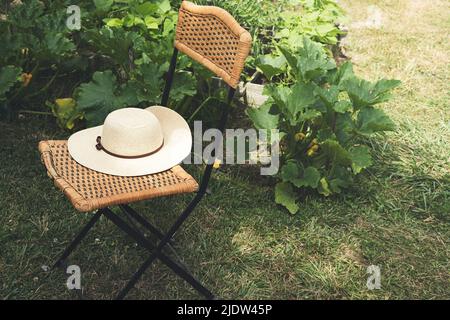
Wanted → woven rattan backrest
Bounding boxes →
[175,1,252,88]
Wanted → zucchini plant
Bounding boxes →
[0,0,79,120]
[247,37,401,214]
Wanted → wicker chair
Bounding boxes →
[39,1,251,299]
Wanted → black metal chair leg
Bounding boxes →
[114,191,207,299]
[115,251,155,300]
[120,204,186,269]
[102,208,213,300]
[52,210,103,269]
[119,204,172,243]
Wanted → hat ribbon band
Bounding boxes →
[95,136,164,159]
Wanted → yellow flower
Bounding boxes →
[307,144,319,157]
[307,138,318,149]
[213,159,221,169]
[21,73,32,87]
[55,98,76,108]
[295,132,306,141]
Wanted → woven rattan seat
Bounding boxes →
[39,140,198,212]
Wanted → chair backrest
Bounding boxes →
[174,1,252,89]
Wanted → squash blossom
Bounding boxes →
[213,159,221,169]
[295,132,306,141]
[307,144,319,157]
[55,98,76,108]
[308,138,318,148]
[21,73,32,87]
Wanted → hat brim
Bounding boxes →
[68,106,192,176]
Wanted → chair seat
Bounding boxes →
[39,140,199,212]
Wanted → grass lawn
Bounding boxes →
[0,0,449,299]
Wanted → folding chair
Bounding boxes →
[38,1,251,300]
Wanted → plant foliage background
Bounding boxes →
[0,0,400,213]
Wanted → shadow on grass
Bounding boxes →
[0,115,448,299]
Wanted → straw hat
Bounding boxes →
[68,106,192,176]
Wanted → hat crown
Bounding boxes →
[101,108,164,157]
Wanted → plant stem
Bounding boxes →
[187,96,215,123]
[25,70,59,99]
[18,110,52,115]
[331,111,337,131]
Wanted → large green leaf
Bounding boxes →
[317,177,332,196]
[8,0,44,29]
[141,64,163,87]
[255,54,286,80]
[356,107,396,135]
[281,161,302,183]
[144,16,159,29]
[157,0,171,14]
[333,100,352,113]
[94,0,113,12]
[123,15,145,27]
[329,178,347,194]
[275,182,299,214]
[264,84,290,113]
[349,145,373,174]
[135,0,171,16]
[294,166,321,188]
[246,102,279,130]
[118,83,141,107]
[315,84,353,114]
[313,23,340,44]
[334,112,354,144]
[278,46,299,76]
[85,28,137,66]
[281,161,320,189]
[268,82,317,125]
[315,85,339,108]
[49,98,83,130]
[329,61,354,87]
[170,72,197,103]
[41,32,75,60]
[0,66,21,97]
[135,2,158,16]
[134,63,164,102]
[288,82,317,115]
[317,128,336,142]
[328,166,353,193]
[343,77,401,109]
[77,71,116,110]
[77,71,138,125]
[296,37,336,82]
[321,139,352,166]
[279,38,335,82]
[105,18,124,28]
[298,109,321,122]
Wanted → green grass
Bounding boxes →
[1,0,449,299]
